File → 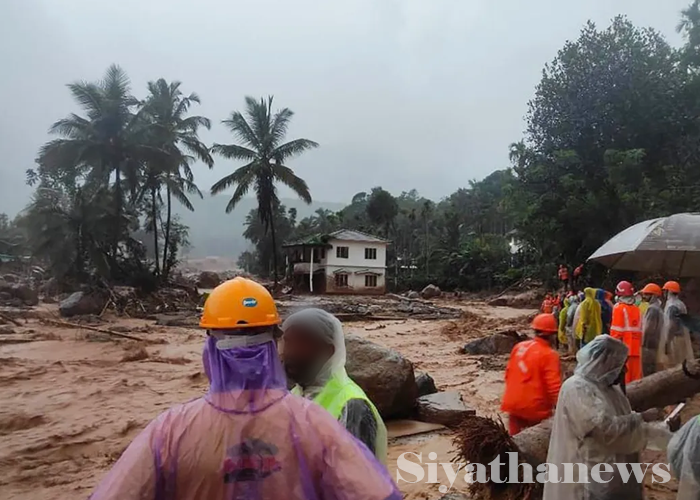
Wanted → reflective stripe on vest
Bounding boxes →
[292,371,387,464]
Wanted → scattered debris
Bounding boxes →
[415,371,438,397]
[453,416,540,500]
[478,356,509,372]
[345,334,418,418]
[196,271,221,289]
[155,313,199,327]
[0,312,22,326]
[488,289,541,309]
[0,325,16,335]
[416,391,476,427]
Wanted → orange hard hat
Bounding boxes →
[200,277,280,330]
[640,283,662,296]
[531,313,558,334]
[663,281,681,294]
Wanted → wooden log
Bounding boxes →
[39,318,146,342]
[513,358,700,466]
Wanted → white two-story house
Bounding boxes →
[283,229,389,294]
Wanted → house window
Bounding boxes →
[335,273,349,287]
[364,248,377,260]
[320,249,326,259]
[365,275,378,287]
[336,246,349,259]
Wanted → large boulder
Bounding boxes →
[462,333,519,355]
[406,291,420,299]
[345,334,418,418]
[489,289,541,309]
[59,292,105,317]
[196,271,221,289]
[420,284,442,299]
[416,391,476,427]
[415,371,438,397]
[11,284,39,306]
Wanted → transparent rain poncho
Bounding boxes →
[642,297,664,376]
[668,415,700,500]
[282,308,388,463]
[543,335,650,500]
[89,332,400,500]
[658,293,694,370]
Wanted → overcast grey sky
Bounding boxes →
[0,0,690,216]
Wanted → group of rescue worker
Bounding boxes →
[503,279,700,499]
[89,277,399,500]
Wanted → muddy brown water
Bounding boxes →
[0,302,688,499]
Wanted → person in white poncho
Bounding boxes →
[543,335,667,500]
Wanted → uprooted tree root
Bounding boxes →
[452,416,541,500]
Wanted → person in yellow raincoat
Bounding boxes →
[576,287,603,346]
[558,297,570,349]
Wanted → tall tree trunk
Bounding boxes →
[270,202,279,287]
[151,187,160,276]
[113,163,122,259]
[162,182,172,281]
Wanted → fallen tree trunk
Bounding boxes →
[514,358,700,465]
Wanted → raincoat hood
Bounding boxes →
[203,333,288,414]
[282,308,347,399]
[575,335,629,386]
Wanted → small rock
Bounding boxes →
[407,291,420,299]
[416,391,476,427]
[2,274,18,283]
[415,371,438,397]
[59,292,105,317]
[11,285,39,306]
[196,271,221,289]
[0,325,15,335]
[40,277,60,296]
[42,296,57,304]
[420,284,442,299]
[462,334,518,355]
[487,297,509,307]
[438,494,469,500]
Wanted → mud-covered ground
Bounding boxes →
[0,301,690,499]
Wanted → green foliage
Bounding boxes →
[23,66,210,287]
[211,96,318,285]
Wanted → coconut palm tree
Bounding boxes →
[38,64,148,255]
[140,79,213,279]
[211,96,318,285]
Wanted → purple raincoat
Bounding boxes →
[89,336,401,500]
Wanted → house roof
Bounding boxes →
[328,229,389,244]
[283,229,389,247]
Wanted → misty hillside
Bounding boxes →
[175,196,345,258]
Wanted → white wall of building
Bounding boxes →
[325,240,386,268]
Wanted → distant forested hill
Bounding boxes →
[175,196,345,258]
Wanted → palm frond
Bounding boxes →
[180,136,213,167]
[170,184,196,211]
[210,161,257,195]
[211,143,257,162]
[272,138,319,161]
[222,111,260,149]
[66,82,104,117]
[271,164,312,204]
[270,107,294,146]
[49,114,91,138]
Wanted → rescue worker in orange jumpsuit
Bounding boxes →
[541,294,554,314]
[610,280,643,384]
[501,313,562,435]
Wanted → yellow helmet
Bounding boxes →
[200,277,280,330]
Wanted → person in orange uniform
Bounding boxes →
[501,313,562,435]
[541,294,554,314]
[610,280,643,384]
